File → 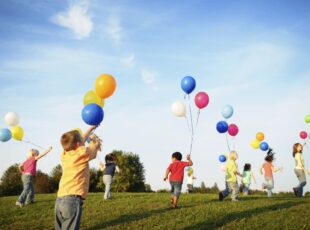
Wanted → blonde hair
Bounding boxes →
[61,130,82,151]
[27,149,39,158]
[229,151,238,160]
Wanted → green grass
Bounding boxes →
[0,193,309,230]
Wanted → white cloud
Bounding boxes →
[141,68,157,84]
[52,1,93,39]
[106,16,123,44]
[123,53,135,68]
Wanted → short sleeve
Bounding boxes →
[167,163,173,171]
[182,161,190,168]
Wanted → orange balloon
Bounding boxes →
[256,132,265,142]
[94,74,116,99]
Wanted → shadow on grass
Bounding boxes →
[183,201,306,230]
[89,205,194,230]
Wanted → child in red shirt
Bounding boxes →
[164,152,193,208]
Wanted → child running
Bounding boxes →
[260,150,283,197]
[100,153,120,200]
[241,163,256,195]
[16,146,53,207]
[219,151,242,202]
[55,126,101,230]
[164,152,193,208]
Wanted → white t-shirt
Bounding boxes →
[295,153,304,170]
[187,175,194,185]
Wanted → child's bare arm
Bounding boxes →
[88,136,102,160]
[116,166,121,174]
[18,164,23,173]
[260,166,264,175]
[82,126,97,145]
[163,169,170,181]
[35,146,52,161]
[272,166,283,173]
[186,154,193,166]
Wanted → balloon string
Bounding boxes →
[195,109,201,130]
[225,133,231,152]
[233,137,236,151]
[189,135,194,155]
[188,95,194,137]
[185,116,191,134]
[20,138,46,150]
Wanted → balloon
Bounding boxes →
[216,121,228,133]
[11,126,24,141]
[84,90,104,107]
[221,105,234,119]
[300,131,308,139]
[251,139,260,149]
[82,103,104,126]
[228,124,239,136]
[194,92,209,109]
[171,101,186,117]
[0,128,12,142]
[219,155,226,163]
[4,112,20,126]
[256,132,265,142]
[94,74,116,99]
[260,142,269,151]
[305,114,310,123]
[181,76,196,94]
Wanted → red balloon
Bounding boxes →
[195,92,209,109]
[228,124,239,136]
[300,131,308,139]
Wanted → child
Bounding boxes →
[15,146,53,207]
[99,153,120,200]
[164,152,193,208]
[219,151,242,202]
[186,169,196,194]
[241,163,256,195]
[292,143,310,197]
[260,151,283,197]
[55,126,101,230]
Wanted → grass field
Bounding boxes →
[0,193,309,230]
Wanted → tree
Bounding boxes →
[89,168,102,192]
[49,164,62,192]
[144,184,153,193]
[34,170,51,193]
[0,164,22,196]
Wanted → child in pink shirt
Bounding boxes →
[16,146,52,207]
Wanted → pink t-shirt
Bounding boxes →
[22,157,37,176]
[167,161,190,182]
[262,162,273,178]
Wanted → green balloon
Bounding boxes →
[305,114,310,123]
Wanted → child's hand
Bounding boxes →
[163,177,168,181]
[186,154,191,161]
[47,146,53,152]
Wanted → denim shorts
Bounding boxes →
[170,181,182,198]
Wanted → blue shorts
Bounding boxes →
[170,181,182,198]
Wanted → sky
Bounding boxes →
[1,0,310,193]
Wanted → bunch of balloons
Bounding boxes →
[81,74,116,126]
[185,166,193,174]
[0,112,24,142]
[251,132,269,151]
[299,114,310,140]
[216,105,239,137]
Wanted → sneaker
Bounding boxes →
[15,201,23,208]
[219,192,224,201]
[293,188,298,197]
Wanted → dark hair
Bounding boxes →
[265,154,274,162]
[292,143,303,158]
[172,152,182,161]
[243,163,251,171]
[105,153,115,163]
[61,130,82,151]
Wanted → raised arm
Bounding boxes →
[81,126,97,145]
[186,154,193,166]
[99,162,106,171]
[115,165,121,174]
[87,135,102,160]
[35,146,52,161]
[272,166,283,173]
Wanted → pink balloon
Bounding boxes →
[228,124,239,136]
[300,131,308,139]
[195,92,209,109]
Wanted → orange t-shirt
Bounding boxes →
[57,146,91,199]
[262,162,273,178]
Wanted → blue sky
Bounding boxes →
[1,0,310,192]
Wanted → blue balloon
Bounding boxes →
[260,142,269,151]
[181,76,196,94]
[222,105,234,119]
[219,155,226,163]
[82,103,104,126]
[216,121,228,133]
[0,128,12,142]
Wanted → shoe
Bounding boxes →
[219,192,224,201]
[262,184,266,190]
[293,188,298,197]
[15,201,23,208]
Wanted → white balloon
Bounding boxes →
[171,101,186,117]
[4,112,20,126]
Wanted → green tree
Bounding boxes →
[0,164,22,196]
[34,170,51,193]
[49,164,62,192]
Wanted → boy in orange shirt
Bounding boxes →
[55,126,101,230]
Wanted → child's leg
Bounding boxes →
[294,169,307,197]
[54,196,83,230]
[26,176,35,203]
[103,175,112,199]
[221,182,230,198]
[228,182,239,201]
[243,184,249,195]
[264,177,274,197]
[17,174,31,204]
[170,182,182,207]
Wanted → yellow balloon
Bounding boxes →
[251,139,260,149]
[256,132,265,142]
[94,73,117,99]
[11,126,24,141]
[83,90,104,107]
[73,128,83,136]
